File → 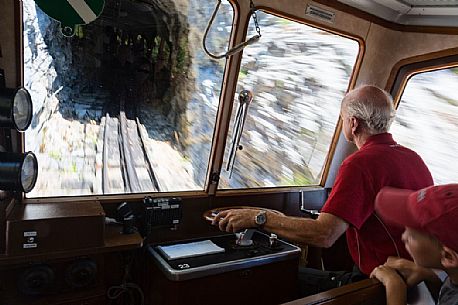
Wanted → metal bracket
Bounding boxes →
[210,172,220,184]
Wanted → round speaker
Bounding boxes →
[65,259,97,289]
[17,264,55,296]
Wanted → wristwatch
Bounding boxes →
[255,210,267,228]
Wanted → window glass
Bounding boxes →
[23,0,233,197]
[391,68,458,184]
[219,12,359,189]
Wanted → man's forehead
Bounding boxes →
[406,227,434,241]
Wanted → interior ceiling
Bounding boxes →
[337,0,458,27]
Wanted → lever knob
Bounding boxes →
[238,89,253,105]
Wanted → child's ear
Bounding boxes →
[441,246,458,268]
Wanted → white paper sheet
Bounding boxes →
[157,240,225,260]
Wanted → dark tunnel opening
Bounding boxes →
[44,0,192,128]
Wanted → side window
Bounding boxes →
[218,12,360,189]
[391,68,458,184]
[23,0,233,197]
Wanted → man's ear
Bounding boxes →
[441,246,458,268]
[350,117,359,135]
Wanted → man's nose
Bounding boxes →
[401,230,407,243]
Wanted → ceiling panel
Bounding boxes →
[337,0,458,26]
[400,0,458,6]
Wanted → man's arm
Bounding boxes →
[213,209,348,248]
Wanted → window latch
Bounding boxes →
[210,172,220,184]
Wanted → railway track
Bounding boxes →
[101,96,160,194]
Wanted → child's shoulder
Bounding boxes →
[438,277,458,305]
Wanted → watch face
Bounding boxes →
[256,211,266,225]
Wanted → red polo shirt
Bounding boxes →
[321,133,433,275]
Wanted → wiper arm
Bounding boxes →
[226,90,253,178]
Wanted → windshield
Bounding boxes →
[23,0,233,197]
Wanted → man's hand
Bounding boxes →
[384,257,437,287]
[370,265,407,305]
[211,209,258,232]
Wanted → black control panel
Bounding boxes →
[148,230,301,281]
[143,197,182,235]
[116,197,183,236]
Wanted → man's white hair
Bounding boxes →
[343,85,395,134]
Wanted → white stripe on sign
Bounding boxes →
[67,0,97,24]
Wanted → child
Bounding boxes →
[371,184,458,305]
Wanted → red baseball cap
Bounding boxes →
[375,184,458,252]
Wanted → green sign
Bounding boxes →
[35,0,105,37]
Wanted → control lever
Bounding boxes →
[269,233,278,248]
[226,90,253,178]
[236,229,255,246]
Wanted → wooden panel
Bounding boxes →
[0,255,106,305]
[281,278,385,305]
[2,291,107,305]
[0,198,12,254]
[0,202,4,254]
[0,251,139,305]
[0,0,19,88]
[0,0,20,258]
[145,256,300,305]
[8,201,105,220]
[0,225,143,265]
[138,191,314,245]
[6,201,105,256]
[97,193,305,245]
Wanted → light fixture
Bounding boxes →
[0,84,38,193]
[0,151,38,193]
[0,87,33,131]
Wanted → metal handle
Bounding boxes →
[202,0,261,59]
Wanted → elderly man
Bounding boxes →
[213,85,433,292]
